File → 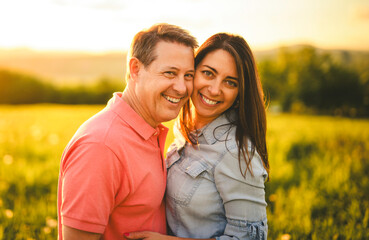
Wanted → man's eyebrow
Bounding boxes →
[163,66,194,72]
[202,64,238,81]
[165,66,179,70]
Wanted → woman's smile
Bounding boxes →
[199,93,221,106]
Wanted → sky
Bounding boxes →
[0,0,369,52]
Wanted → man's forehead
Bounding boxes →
[151,41,194,69]
[154,40,193,53]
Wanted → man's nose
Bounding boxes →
[173,77,187,95]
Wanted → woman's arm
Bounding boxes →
[212,150,268,240]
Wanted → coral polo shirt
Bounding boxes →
[58,92,168,239]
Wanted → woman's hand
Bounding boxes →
[124,232,216,240]
[124,231,175,240]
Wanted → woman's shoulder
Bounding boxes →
[216,139,268,187]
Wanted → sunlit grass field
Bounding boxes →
[0,105,368,239]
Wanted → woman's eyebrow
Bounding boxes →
[227,76,239,81]
[203,64,238,81]
[202,65,218,74]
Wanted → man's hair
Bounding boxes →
[126,23,198,79]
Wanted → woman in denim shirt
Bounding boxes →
[126,33,270,240]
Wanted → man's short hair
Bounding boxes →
[126,23,198,80]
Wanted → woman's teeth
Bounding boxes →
[201,94,217,105]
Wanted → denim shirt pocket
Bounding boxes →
[167,158,211,206]
[184,160,209,177]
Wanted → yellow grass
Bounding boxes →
[0,105,368,239]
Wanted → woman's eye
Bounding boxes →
[226,80,238,88]
[202,70,213,77]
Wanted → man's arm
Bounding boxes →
[63,225,101,240]
[60,143,126,239]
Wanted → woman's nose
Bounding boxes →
[208,82,221,96]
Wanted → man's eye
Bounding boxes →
[184,73,194,81]
[164,72,176,78]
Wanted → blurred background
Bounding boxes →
[0,0,368,239]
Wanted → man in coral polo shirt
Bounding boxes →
[57,23,198,240]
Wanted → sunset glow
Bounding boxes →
[0,0,369,52]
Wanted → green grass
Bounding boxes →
[0,105,368,239]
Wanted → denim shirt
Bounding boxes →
[166,112,268,240]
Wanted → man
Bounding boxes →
[57,23,198,240]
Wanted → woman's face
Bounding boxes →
[192,49,239,127]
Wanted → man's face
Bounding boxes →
[135,41,194,127]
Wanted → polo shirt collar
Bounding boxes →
[106,92,167,140]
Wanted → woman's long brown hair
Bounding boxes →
[179,33,269,178]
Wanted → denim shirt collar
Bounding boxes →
[166,110,237,168]
[197,110,236,145]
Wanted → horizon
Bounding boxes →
[1,41,368,85]
[1,42,369,56]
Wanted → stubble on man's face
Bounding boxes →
[134,41,195,127]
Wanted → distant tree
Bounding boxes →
[0,70,57,104]
[259,46,366,116]
[0,70,124,104]
[90,77,124,103]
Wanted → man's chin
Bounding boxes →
[158,110,181,123]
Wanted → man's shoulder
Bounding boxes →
[60,109,135,169]
[70,108,132,147]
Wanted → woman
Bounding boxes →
[126,33,270,240]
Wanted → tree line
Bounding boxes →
[259,46,368,117]
[0,70,123,105]
[1,46,368,116]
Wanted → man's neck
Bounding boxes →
[121,88,159,128]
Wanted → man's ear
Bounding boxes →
[128,57,141,81]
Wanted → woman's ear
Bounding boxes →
[233,97,240,108]
[128,57,141,81]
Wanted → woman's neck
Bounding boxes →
[192,112,217,130]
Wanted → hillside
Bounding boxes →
[0,48,126,85]
[0,46,368,85]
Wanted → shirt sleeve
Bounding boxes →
[60,142,128,234]
[213,149,268,240]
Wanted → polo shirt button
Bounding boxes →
[154,132,158,136]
